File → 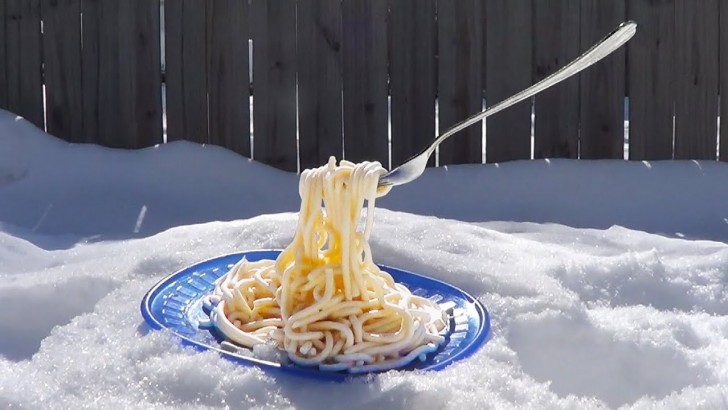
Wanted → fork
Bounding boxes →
[378,20,637,188]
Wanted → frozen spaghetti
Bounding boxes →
[206,157,449,373]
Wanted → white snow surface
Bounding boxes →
[1,109,728,409]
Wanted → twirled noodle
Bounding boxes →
[207,157,449,373]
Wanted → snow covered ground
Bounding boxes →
[1,108,728,409]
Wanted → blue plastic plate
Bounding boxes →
[141,250,490,381]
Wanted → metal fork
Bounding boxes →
[378,20,637,188]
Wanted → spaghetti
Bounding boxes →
[206,157,449,373]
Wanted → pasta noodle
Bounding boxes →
[206,157,449,373]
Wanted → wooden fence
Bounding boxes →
[1,0,727,171]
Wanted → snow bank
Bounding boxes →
[1,110,728,408]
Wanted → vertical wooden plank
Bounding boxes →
[481,0,487,102]
[579,0,626,159]
[115,2,133,145]
[251,0,297,171]
[627,0,675,160]
[721,0,728,161]
[675,0,719,159]
[165,0,208,143]
[207,0,250,157]
[83,0,122,146]
[41,0,83,142]
[342,0,388,165]
[0,0,7,108]
[81,0,101,144]
[129,0,163,148]
[82,0,162,148]
[438,0,483,165]
[485,0,532,163]
[389,0,436,167]
[5,0,43,128]
[533,0,580,159]
[297,0,343,170]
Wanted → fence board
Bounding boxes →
[251,0,297,171]
[389,0,436,168]
[533,0,580,159]
[297,0,343,170]
[721,0,728,161]
[481,0,487,100]
[133,0,163,147]
[41,0,83,142]
[486,0,532,163]
[0,1,6,108]
[5,0,43,128]
[165,0,208,143]
[628,0,674,160]
[207,0,250,157]
[438,0,483,165]
[3,0,726,169]
[97,0,122,146]
[674,0,719,159]
[342,0,388,165]
[80,0,101,143]
[579,0,626,159]
[82,0,162,148]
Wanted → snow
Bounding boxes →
[1,108,728,409]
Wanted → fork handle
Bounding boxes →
[425,20,637,157]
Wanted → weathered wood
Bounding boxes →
[579,0,626,159]
[389,0,436,168]
[82,0,162,148]
[4,0,726,167]
[41,0,83,142]
[5,0,43,128]
[297,0,343,170]
[438,0,483,165]
[533,0,580,159]
[93,0,121,146]
[481,0,487,99]
[165,0,208,143]
[130,0,163,147]
[674,0,719,159]
[80,0,101,144]
[341,0,389,165]
[721,0,728,161]
[0,0,7,108]
[627,0,675,160]
[486,0,532,163]
[207,0,250,157]
[251,0,297,171]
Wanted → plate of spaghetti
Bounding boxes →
[140,158,490,380]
